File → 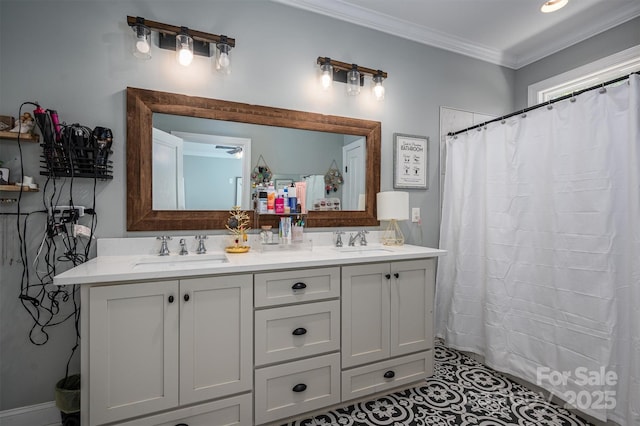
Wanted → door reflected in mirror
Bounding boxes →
[152,113,366,212]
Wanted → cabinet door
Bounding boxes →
[342,263,390,368]
[89,280,179,425]
[390,259,435,357]
[180,275,253,405]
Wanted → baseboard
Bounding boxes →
[0,401,61,426]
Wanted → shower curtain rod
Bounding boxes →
[448,71,639,136]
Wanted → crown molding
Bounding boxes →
[512,2,640,68]
[272,0,640,70]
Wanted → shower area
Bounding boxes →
[436,74,639,425]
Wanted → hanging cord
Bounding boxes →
[448,71,639,136]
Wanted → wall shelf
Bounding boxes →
[0,184,39,192]
[0,131,39,142]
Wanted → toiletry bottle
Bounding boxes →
[288,184,297,213]
[267,185,276,213]
[275,195,285,214]
[258,191,268,213]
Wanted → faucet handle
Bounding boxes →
[360,229,369,246]
[195,235,207,254]
[157,236,172,256]
[334,230,344,247]
[179,238,189,256]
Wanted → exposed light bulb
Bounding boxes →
[136,37,150,54]
[373,81,385,101]
[176,33,193,66]
[178,44,193,66]
[321,72,332,90]
[372,73,385,101]
[216,41,232,74]
[132,23,151,59]
[320,62,333,91]
[347,67,361,96]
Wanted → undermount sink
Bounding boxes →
[333,246,394,254]
[133,254,228,271]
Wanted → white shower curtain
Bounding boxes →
[436,74,639,425]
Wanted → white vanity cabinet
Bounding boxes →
[85,275,253,426]
[341,259,435,400]
[253,267,342,424]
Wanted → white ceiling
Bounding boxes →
[272,0,640,69]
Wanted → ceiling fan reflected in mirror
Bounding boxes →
[215,144,243,157]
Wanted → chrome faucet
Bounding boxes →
[179,238,189,256]
[157,236,172,256]
[195,235,207,254]
[334,231,344,247]
[348,230,369,246]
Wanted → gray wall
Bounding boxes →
[0,0,517,411]
[514,16,640,109]
[183,156,242,210]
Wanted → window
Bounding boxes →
[528,45,640,106]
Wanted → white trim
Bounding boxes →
[528,45,640,106]
[271,0,640,70]
[0,401,61,426]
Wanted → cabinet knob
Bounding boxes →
[183,293,190,302]
[168,295,175,303]
[291,282,307,291]
[383,370,395,379]
[292,327,307,336]
[385,274,391,280]
[394,273,399,279]
[292,383,307,393]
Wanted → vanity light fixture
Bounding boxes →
[372,71,385,101]
[317,57,388,99]
[319,58,333,91]
[347,64,361,96]
[131,17,151,59]
[176,29,194,66]
[127,16,235,71]
[541,0,568,13]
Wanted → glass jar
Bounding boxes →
[260,225,273,244]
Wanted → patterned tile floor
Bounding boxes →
[283,342,593,425]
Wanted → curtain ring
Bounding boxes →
[599,83,607,94]
[570,92,576,102]
[501,119,506,124]
[546,100,553,110]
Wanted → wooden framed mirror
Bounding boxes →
[127,87,381,231]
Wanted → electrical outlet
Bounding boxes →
[411,207,421,223]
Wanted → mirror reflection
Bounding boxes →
[152,113,366,212]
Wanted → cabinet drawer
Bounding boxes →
[341,351,433,402]
[255,300,340,366]
[254,267,340,307]
[117,393,253,426]
[255,353,341,424]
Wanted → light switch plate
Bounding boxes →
[412,207,420,223]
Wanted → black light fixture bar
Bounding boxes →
[317,57,387,86]
[127,16,235,57]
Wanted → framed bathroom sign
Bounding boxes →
[393,133,429,189]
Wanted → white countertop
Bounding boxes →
[53,234,446,286]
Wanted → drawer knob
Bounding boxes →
[291,282,307,291]
[394,272,399,278]
[385,274,391,280]
[183,293,190,302]
[292,383,307,393]
[168,295,175,303]
[383,370,395,379]
[292,327,307,336]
